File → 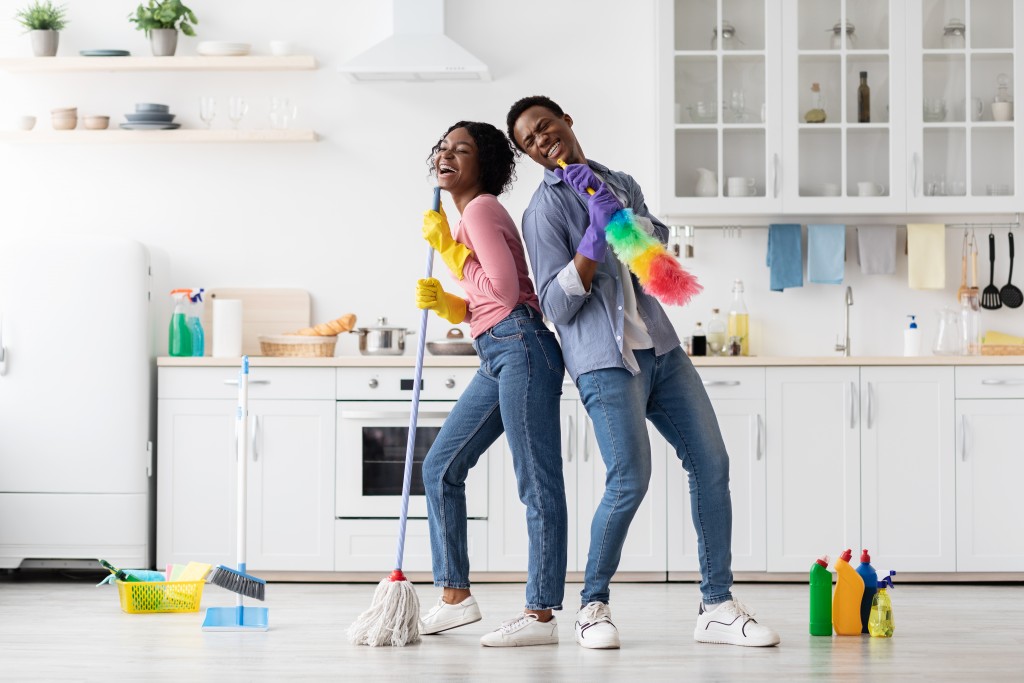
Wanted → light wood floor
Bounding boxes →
[1,576,1021,681]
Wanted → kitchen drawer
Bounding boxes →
[158,367,335,400]
[337,367,478,400]
[955,366,1024,399]
[334,518,487,572]
[695,367,766,400]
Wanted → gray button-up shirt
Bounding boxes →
[521,159,681,381]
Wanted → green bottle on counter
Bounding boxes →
[809,555,833,636]
[169,289,193,357]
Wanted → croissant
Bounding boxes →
[293,313,356,336]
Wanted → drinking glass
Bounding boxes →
[269,97,298,130]
[729,89,747,122]
[199,97,216,129]
[227,97,248,129]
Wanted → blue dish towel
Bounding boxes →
[766,224,803,291]
[808,224,846,284]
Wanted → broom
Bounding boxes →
[347,187,442,647]
[557,159,702,306]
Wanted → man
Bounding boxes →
[507,95,779,650]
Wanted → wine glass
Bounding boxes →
[199,97,216,129]
[269,96,297,130]
[227,97,248,129]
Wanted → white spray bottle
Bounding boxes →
[904,315,922,356]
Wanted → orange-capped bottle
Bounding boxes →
[832,548,865,635]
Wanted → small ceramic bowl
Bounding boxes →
[136,103,170,113]
[51,107,77,115]
[17,115,36,131]
[82,115,110,130]
[269,40,294,56]
[51,115,78,131]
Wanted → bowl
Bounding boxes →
[51,107,77,115]
[136,103,170,113]
[686,102,718,123]
[16,115,36,131]
[269,40,294,56]
[124,112,176,123]
[51,115,78,131]
[82,115,110,130]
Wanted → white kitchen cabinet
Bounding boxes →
[157,367,336,571]
[860,367,955,572]
[669,367,767,572]
[766,367,860,572]
[334,518,488,573]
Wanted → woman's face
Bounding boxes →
[434,127,482,195]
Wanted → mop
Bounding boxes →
[347,187,442,647]
[202,355,269,631]
[557,159,702,306]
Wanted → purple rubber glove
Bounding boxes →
[557,163,601,196]
[556,163,623,230]
[577,223,608,263]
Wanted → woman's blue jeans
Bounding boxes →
[423,305,568,610]
[576,346,734,607]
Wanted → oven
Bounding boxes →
[336,367,487,519]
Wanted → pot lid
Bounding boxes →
[430,328,472,344]
[355,316,408,332]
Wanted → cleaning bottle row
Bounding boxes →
[169,288,205,357]
[809,548,896,638]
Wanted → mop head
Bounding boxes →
[208,565,266,601]
[347,570,421,647]
[605,208,703,306]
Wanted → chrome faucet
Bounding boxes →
[835,286,854,356]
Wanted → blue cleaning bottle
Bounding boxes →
[189,288,205,357]
[856,549,878,634]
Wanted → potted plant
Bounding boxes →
[128,0,197,57]
[15,1,68,57]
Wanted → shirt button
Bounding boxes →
[618,306,623,311]
[616,335,622,341]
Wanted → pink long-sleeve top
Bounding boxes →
[453,194,541,338]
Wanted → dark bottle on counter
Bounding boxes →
[858,71,871,123]
[691,322,707,356]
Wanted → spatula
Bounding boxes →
[1000,232,1023,308]
[981,232,1003,310]
[956,231,969,303]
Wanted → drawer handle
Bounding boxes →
[224,379,270,386]
[341,410,450,420]
[564,414,574,462]
[980,379,1024,386]
[702,380,741,387]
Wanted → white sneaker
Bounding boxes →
[574,601,620,649]
[479,613,559,647]
[694,599,781,647]
[419,595,482,635]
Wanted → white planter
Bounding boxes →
[150,29,178,57]
[30,30,59,57]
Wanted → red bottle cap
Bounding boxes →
[861,549,871,563]
[815,555,829,568]
[840,548,852,562]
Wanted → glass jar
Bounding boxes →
[830,21,856,50]
[711,21,740,50]
[707,308,727,356]
[942,18,966,49]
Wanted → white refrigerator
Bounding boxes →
[0,236,154,570]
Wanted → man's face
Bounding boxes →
[512,105,582,171]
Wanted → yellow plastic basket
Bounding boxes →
[116,579,205,614]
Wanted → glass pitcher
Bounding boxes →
[933,308,964,355]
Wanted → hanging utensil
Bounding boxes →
[1000,231,1023,308]
[957,230,969,303]
[981,232,1003,310]
[968,231,980,312]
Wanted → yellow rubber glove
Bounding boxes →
[415,278,467,324]
[423,206,473,280]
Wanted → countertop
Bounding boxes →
[157,355,1024,367]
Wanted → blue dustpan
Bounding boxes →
[202,605,269,631]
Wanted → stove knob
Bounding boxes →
[445,377,456,389]
[368,378,378,389]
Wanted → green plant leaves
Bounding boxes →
[14,1,68,32]
[127,0,198,36]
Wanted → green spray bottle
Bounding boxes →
[809,555,833,636]
[868,571,896,637]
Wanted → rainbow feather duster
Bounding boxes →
[559,161,702,307]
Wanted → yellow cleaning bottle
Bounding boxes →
[868,571,896,637]
[832,548,865,635]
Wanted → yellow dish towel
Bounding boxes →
[983,330,1024,345]
[907,223,946,289]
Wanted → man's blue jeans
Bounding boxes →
[423,305,568,610]
[576,346,733,606]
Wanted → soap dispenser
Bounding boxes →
[904,315,922,356]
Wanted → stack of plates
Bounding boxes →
[80,49,130,57]
[196,41,251,56]
[120,103,180,131]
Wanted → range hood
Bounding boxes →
[339,0,490,82]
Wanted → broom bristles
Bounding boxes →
[347,574,420,647]
[208,565,266,601]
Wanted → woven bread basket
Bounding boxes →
[258,334,338,357]
[980,344,1024,356]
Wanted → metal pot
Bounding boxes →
[351,316,414,356]
[427,328,477,356]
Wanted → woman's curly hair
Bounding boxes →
[427,121,518,196]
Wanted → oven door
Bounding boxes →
[336,401,488,518]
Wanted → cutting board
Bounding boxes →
[199,288,311,356]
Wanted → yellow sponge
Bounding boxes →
[983,330,1024,345]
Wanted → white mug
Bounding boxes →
[822,182,840,196]
[727,176,755,197]
[992,101,1013,121]
[857,181,885,196]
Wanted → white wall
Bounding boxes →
[2,0,1021,357]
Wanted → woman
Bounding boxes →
[417,121,567,648]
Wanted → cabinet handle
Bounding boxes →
[849,382,857,429]
[583,421,591,462]
[251,415,260,462]
[866,382,873,429]
[980,378,1024,386]
[224,379,270,386]
[912,152,920,198]
[756,414,763,460]
[772,153,779,198]
[960,416,968,461]
[341,410,450,419]
[702,380,741,387]
[565,414,574,462]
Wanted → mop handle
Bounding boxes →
[236,355,249,608]
[395,186,441,571]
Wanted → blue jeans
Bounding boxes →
[577,346,733,606]
[423,305,568,610]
